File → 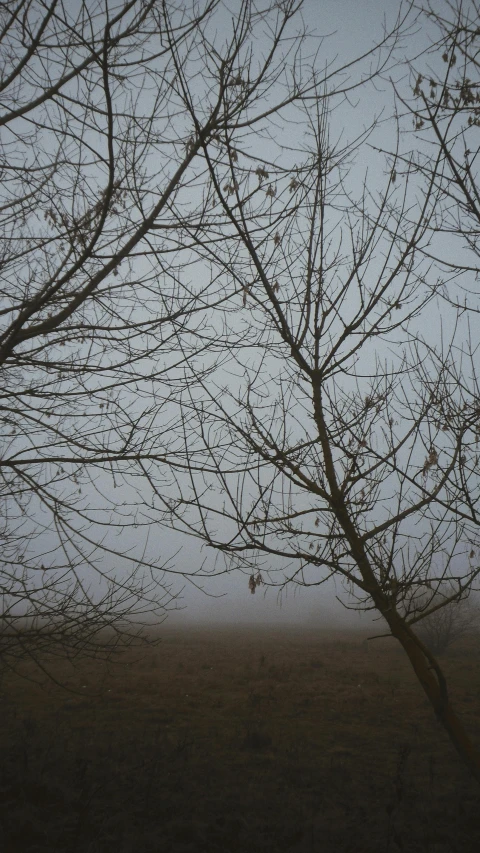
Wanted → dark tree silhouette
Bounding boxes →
[0,0,333,666]
[157,8,480,781]
[413,582,479,655]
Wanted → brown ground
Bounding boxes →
[0,625,479,852]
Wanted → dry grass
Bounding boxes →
[0,625,479,852]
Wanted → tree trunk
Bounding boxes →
[387,612,480,785]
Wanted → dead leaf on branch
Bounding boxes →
[248,573,264,594]
[255,166,269,181]
[242,284,252,306]
[422,447,438,476]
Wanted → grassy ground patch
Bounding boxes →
[1,626,479,852]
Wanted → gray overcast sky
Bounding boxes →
[5,0,458,634]
[167,0,429,630]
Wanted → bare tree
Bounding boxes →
[389,0,480,312]
[412,581,479,655]
[157,23,480,781]
[0,0,415,671]
[0,0,325,667]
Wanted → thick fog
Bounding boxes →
[166,573,376,629]
[148,0,432,632]
[2,0,470,642]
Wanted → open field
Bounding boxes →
[0,625,479,852]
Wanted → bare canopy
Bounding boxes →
[154,1,480,782]
[0,0,329,660]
